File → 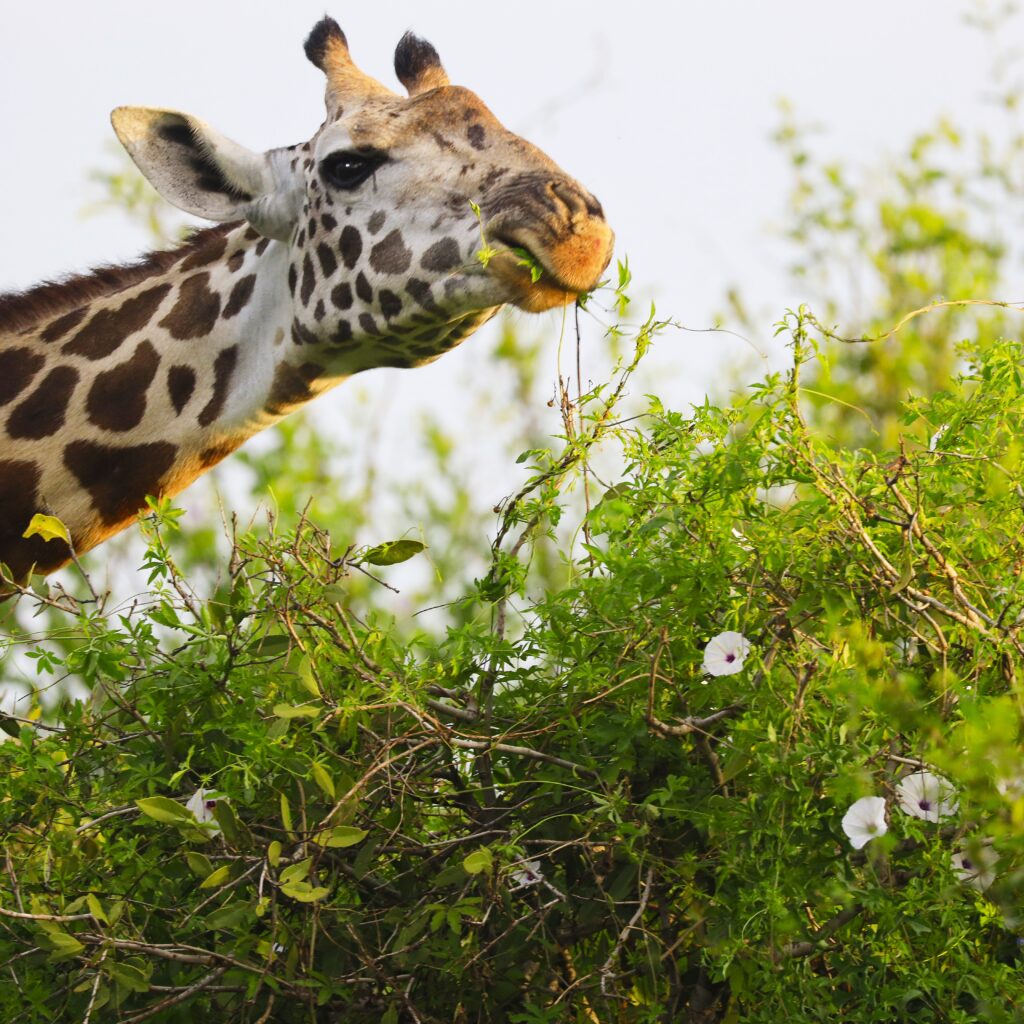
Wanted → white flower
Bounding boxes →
[929,424,949,451]
[952,840,998,892]
[841,796,888,850]
[186,787,222,836]
[702,631,751,677]
[895,770,958,822]
[510,860,544,888]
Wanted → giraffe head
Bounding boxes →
[111,17,614,374]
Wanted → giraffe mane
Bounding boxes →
[0,223,238,337]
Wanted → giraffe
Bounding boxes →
[0,17,613,584]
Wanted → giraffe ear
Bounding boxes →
[111,107,301,241]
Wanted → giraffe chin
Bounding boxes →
[487,252,581,313]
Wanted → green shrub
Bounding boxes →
[2,316,1022,1022]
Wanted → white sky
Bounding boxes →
[1,3,1003,355]
[0,0,1009,543]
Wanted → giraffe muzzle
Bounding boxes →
[484,180,615,312]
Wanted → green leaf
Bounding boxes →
[462,848,494,875]
[214,802,245,848]
[86,894,108,924]
[280,793,294,840]
[186,852,214,878]
[267,841,282,868]
[298,656,321,698]
[199,864,233,889]
[281,881,331,903]
[889,543,916,594]
[106,961,149,993]
[205,903,252,931]
[318,826,368,849]
[38,925,84,961]
[256,634,292,657]
[322,584,347,604]
[280,857,312,885]
[273,703,321,719]
[22,513,70,544]
[136,796,191,824]
[267,717,290,740]
[362,539,426,566]
[311,761,336,799]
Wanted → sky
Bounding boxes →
[0,0,1012,554]
[1,3,1005,368]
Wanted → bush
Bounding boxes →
[2,315,1023,1022]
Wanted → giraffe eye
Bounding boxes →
[320,150,386,190]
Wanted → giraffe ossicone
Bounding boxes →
[0,16,614,584]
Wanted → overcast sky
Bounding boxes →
[0,1,1010,452]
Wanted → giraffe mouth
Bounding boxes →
[487,234,583,313]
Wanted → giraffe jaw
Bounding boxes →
[487,224,615,313]
[482,247,576,312]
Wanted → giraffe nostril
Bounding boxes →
[549,180,605,223]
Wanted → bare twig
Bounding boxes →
[600,866,656,996]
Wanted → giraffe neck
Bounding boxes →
[0,224,341,580]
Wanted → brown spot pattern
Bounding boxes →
[198,442,238,469]
[264,361,324,416]
[379,290,402,320]
[167,365,196,414]
[301,256,316,306]
[406,278,443,314]
[63,284,171,360]
[197,346,239,427]
[421,238,462,272]
[40,307,87,344]
[340,226,362,269]
[223,274,257,319]
[317,243,338,278]
[7,366,79,439]
[355,273,373,304]
[180,232,228,271]
[86,341,160,432]
[0,459,70,580]
[331,283,353,310]
[160,273,222,340]
[368,211,386,234]
[64,440,177,526]
[467,124,487,150]
[0,348,45,407]
[370,230,413,275]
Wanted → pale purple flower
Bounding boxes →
[702,631,751,677]
[186,787,222,836]
[895,771,958,823]
[841,796,888,850]
[510,860,544,888]
[952,840,998,892]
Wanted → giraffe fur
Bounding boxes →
[0,16,614,584]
